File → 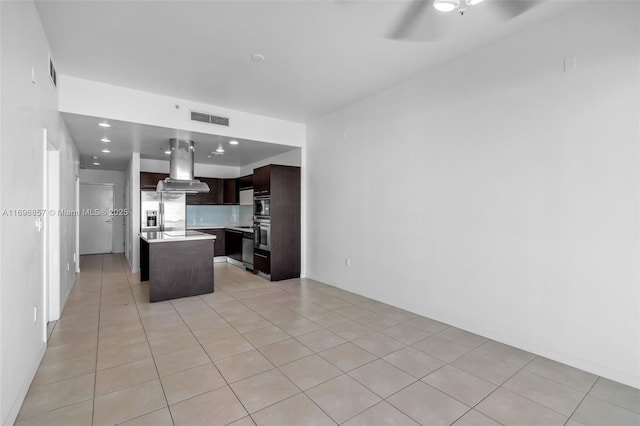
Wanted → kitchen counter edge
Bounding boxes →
[188,225,254,233]
[140,231,217,244]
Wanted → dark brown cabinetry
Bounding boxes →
[253,249,270,275]
[140,172,169,189]
[253,165,270,196]
[200,178,222,204]
[225,229,243,262]
[238,174,253,190]
[186,192,202,205]
[143,172,244,205]
[187,178,223,205]
[199,229,226,257]
[222,179,238,205]
[253,165,300,281]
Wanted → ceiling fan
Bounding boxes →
[389,0,542,41]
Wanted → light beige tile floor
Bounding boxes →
[16,254,640,425]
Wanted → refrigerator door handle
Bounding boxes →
[159,201,164,231]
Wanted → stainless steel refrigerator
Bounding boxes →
[141,190,186,232]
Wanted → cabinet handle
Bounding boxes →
[255,253,268,258]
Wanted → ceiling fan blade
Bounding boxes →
[388,0,442,41]
[487,0,543,21]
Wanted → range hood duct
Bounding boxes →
[156,139,210,193]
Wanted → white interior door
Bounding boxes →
[80,183,113,254]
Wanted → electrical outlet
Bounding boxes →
[345,258,351,267]
[33,306,37,322]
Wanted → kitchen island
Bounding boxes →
[140,230,215,302]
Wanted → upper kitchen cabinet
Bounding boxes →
[200,178,223,204]
[140,172,169,189]
[253,165,270,196]
[187,177,222,205]
[222,178,238,205]
[238,174,253,190]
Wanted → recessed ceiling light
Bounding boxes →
[251,53,265,63]
[98,122,111,128]
[433,0,460,12]
[216,147,224,153]
[101,149,110,153]
[92,162,100,166]
[229,140,239,145]
[164,150,171,155]
[100,137,111,143]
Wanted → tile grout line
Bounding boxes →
[25,258,636,426]
[563,377,599,425]
[374,349,535,426]
[91,254,105,426]
[196,273,377,424]
[228,279,446,425]
[122,253,177,426]
[456,354,541,426]
[165,274,262,422]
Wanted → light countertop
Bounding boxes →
[140,230,217,243]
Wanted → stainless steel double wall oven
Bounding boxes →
[253,196,270,251]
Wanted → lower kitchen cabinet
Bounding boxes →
[253,249,270,275]
[225,229,243,262]
[198,229,225,256]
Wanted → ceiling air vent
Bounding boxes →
[190,110,229,127]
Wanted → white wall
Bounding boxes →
[46,149,61,320]
[59,75,306,147]
[124,161,132,265]
[53,120,80,318]
[306,2,639,388]
[127,153,141,272]
[79,169,125,252]
[238,148,302,176]
[0,2,80,424]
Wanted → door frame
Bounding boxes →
[46,139,61,322]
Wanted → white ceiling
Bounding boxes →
[62,112,299,170]
[37,0,579,170]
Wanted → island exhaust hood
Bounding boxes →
[156,139,210,193]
